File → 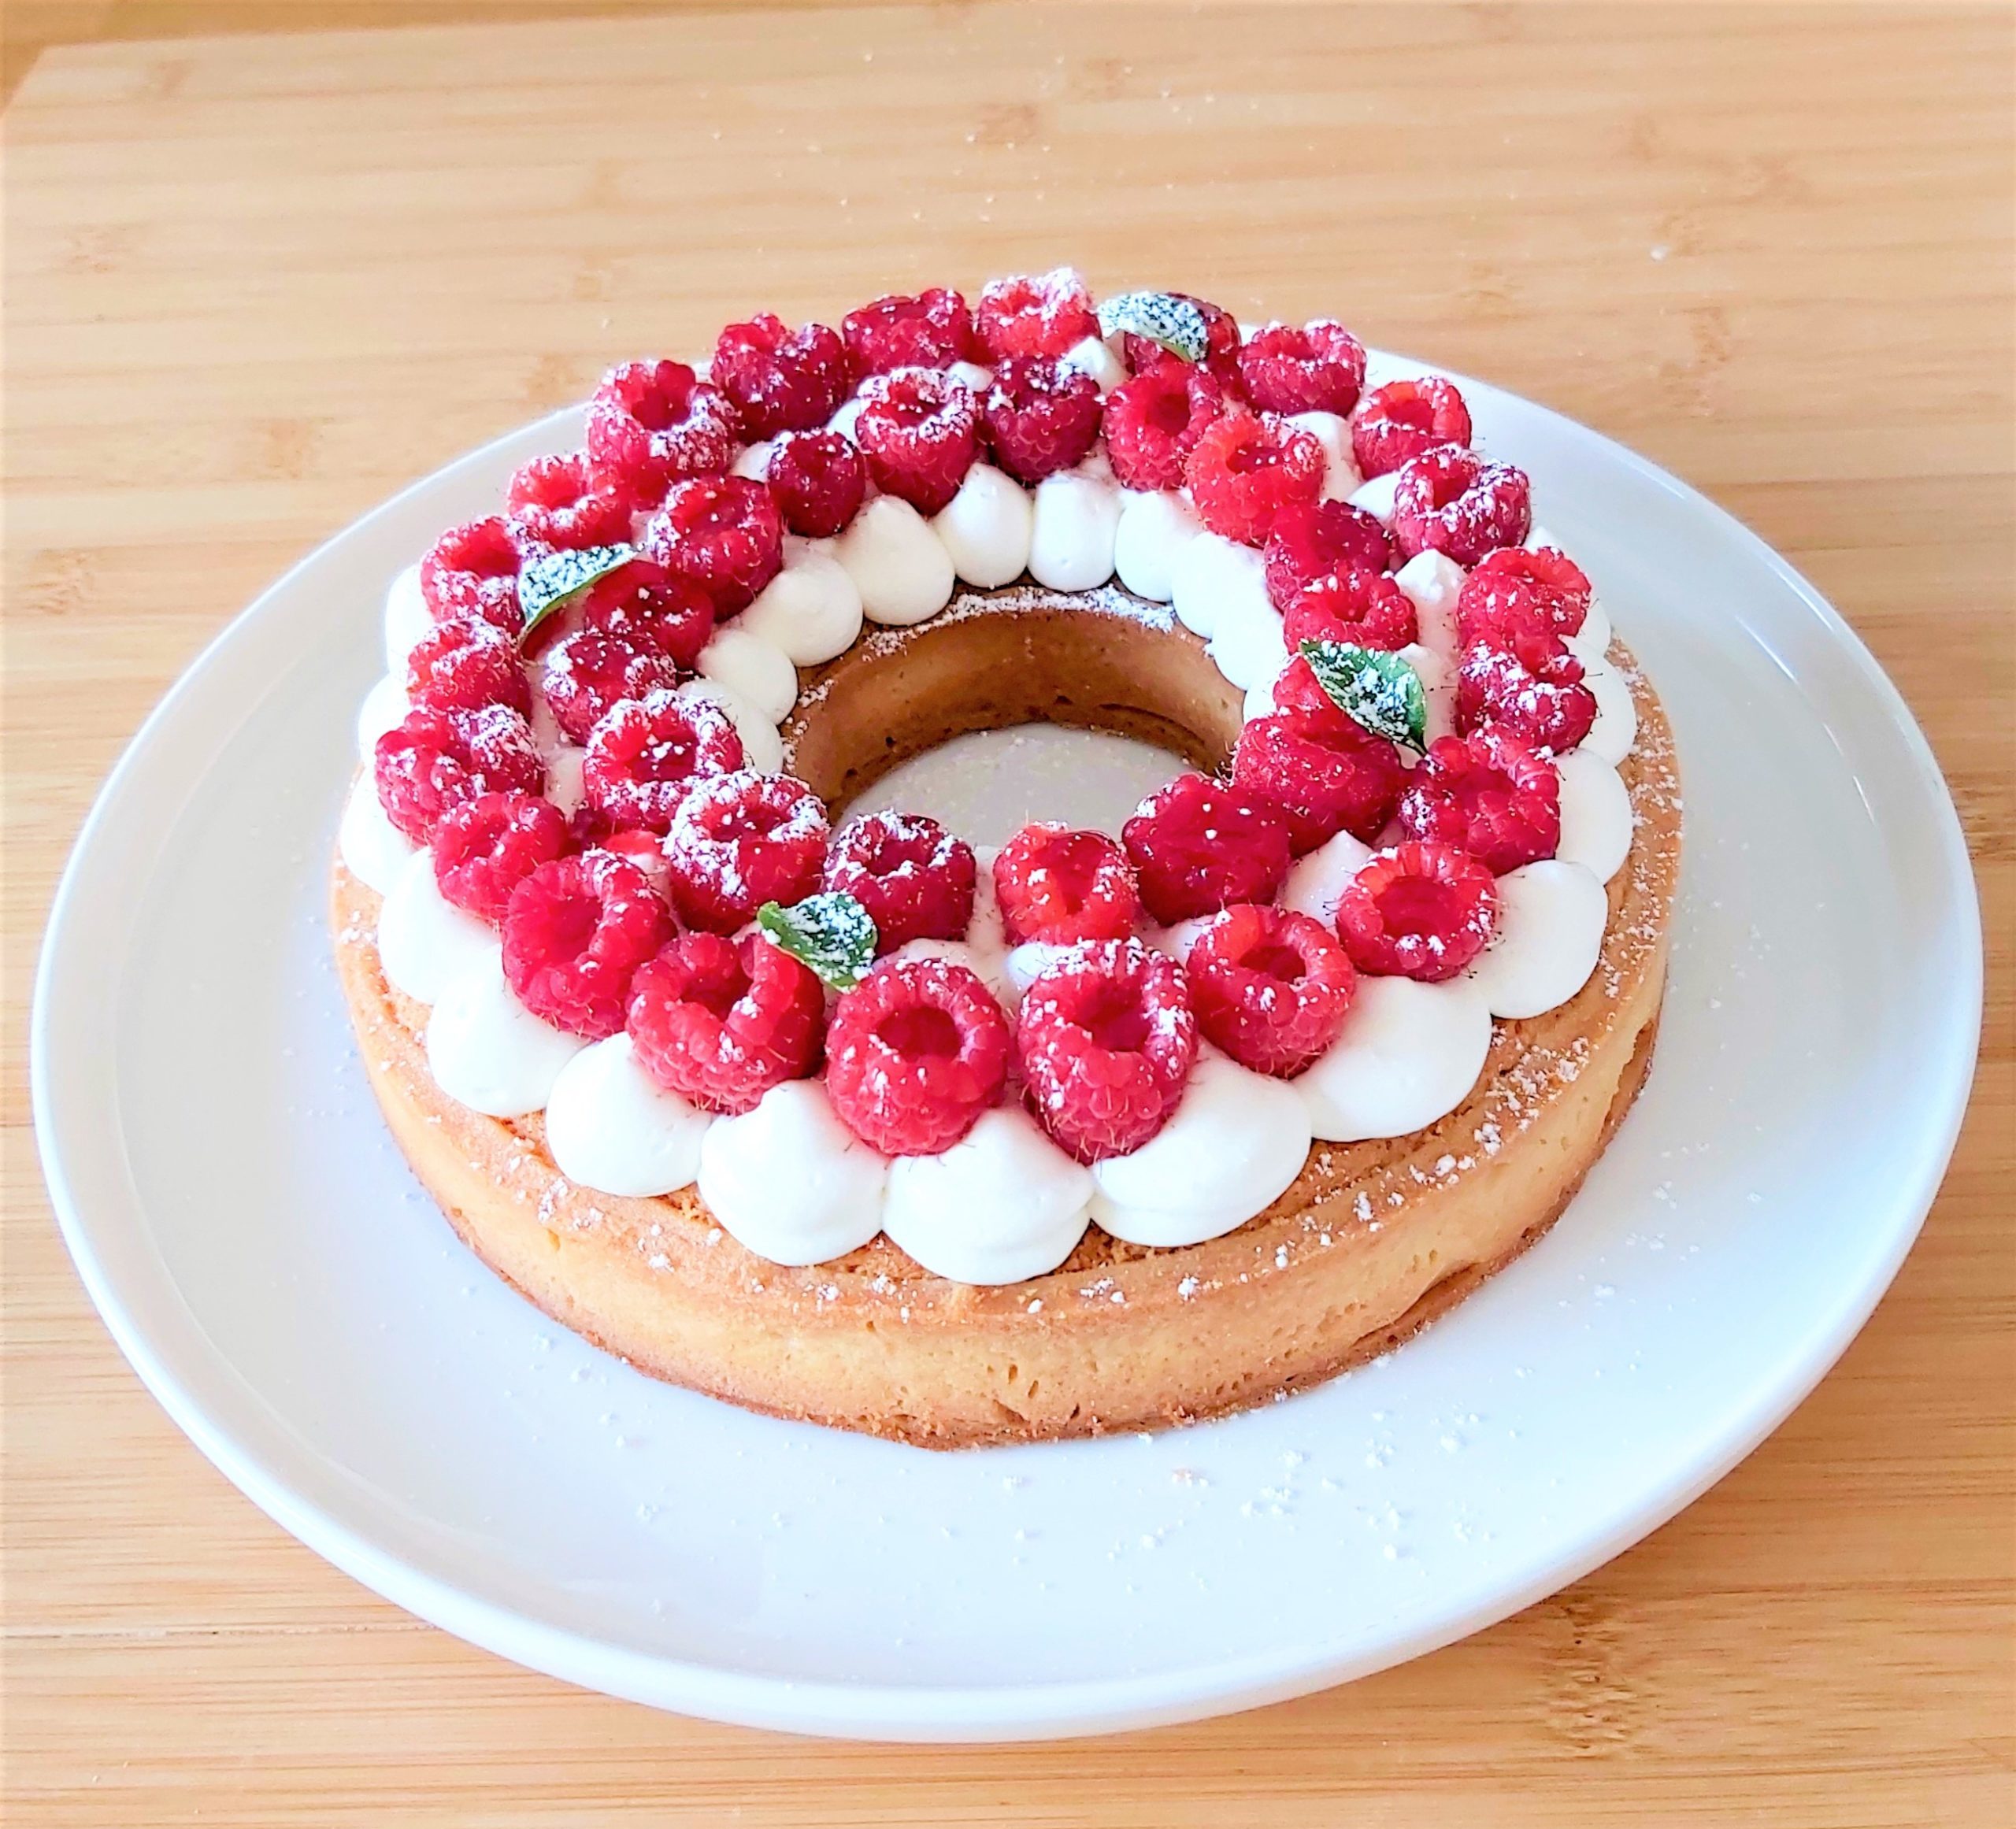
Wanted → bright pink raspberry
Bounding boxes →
[1351,377,1473,479]
[626,931,825,1114]
[710,313,849,439]
[540,628,681,744]
[840,287,979,380]
[981,357,1102,483]
[1099,364,1225,491]
[662,770,829,932]
[821,811,976,953]
[1232,687,1409,853]
[975,268,1099,362]
[1280,566,1418,654]
[578,558,716,671]
[1121,293,1244,396]
[1398,730,1562,875]
[765,430,867,537]
[1457,633,1598,754]
[581,688,744,833]
[419,518,524,638]
[595,825,673,902]
[405,616,532,716]
[643,476,783,615]
[1016,939,1197,1162]
[373,705,543,843]
[1263,499,1399,609]
[1335,842,1497,983]
[1392,446,1532,565]
[991,824,1140,946]
[1184,412,1325,546]
[432,791,572,924]
[1235,319,1367,417]
[585,359,739,502]
[825,958,1010,1156]
[504,453,635,551]
[854,368,979,516]
[1186,904,1358,1077]
[1121,772,1292,924]
[1456,546,1592,646]
[502,852,672,1039]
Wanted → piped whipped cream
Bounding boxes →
[339,773,417,897]
[698,1078,888,1266]
[383,562,431,670]
[1297,976,1495,1143]
[932,464,1033,587]
[1028,468,1124,592]
[377,848,494,1004]
[1113,490,1200,602]
[740,542,866,665]
[543,1032,712,1198]
[835,495,956,626]
[1462,858,1608,1019]
[426,946,585,1119]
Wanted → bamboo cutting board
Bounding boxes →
[5,6,2011,1823]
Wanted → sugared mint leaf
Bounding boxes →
[516,542,635,644]
[1298,640,1428,751]
[757,891,878,990]
[1094,291,1208,364]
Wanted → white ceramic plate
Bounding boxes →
[34,366,1981,1742]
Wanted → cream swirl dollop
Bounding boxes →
[543,1033,713,1198]
[697,1079,888,1267]
[1112,490,1199,602]
[338,773,417,897]
[739,542,865,665]
[377,849,493,1004]
[425,946,585,1119]
[932,464,1034,587]
[834,495,956,626]
[1462,859,1608,1019]
[1027,469,1122,592]
[1297,976,1494,1143]
[382,562,431,670]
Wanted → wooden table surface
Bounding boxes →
[6,5,2011,1822]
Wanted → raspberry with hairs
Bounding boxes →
[1186,903,1358,1076]
[1263,498,1399,609]
[821,810,977,952]
[419,517,524,638]
[432,791,573,924]
[628,931,825,1113]
[711,313,850,439]
[1235,319,1368,417]
[1334,842,1497,983]
[502,851,672,1039]
[1121,772,1293,924]
[505,452,635,552]
[643,475,784,614]
[662,770,829,933]
[1456,633,1597,754]
[405,615,532,716]
[1184,411,1325,546]
[765,430,867,538]
[373,704,543,843]
[586,359,739,502]
[991,824,1140,946]
[1391,445,1532,566]
[975,268,1099,361]
[1280,565,1419,654]
[540,628,682,744]
[854,368,980,516]
[825,957,1011,1156]
[581,688,744,834]
[1456,546,1592,646]
[982,357,1102,483]
[1100,364,1225,491]
[1398,730,1562,875]
[1352,377,1472,479]
[841,287,979,380]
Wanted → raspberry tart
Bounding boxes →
[335,275,1680,1447]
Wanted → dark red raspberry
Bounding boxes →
[581,688,744,833]
[1456,545,1592,646]
[825,958,1010,1156]
[821,811,976,952]
[585,359,739,502]
[404,616,532,716]
[579,558,715,671]
[1398,730,1562,875]
[1280,566,1418,654]
[981,357,1102,483]
[419,518,524,638]
[1100,364,1225,491]
[1263,498,1399,609]
[1392,445,1532,565]
[504,453,634,552]
[854,368,979,516]
[975,268,1099,362]
[1121,294,1243,396]
[432,791,572,924]
[1184,412,1325,546]
[643,476,784,615]
[1232,684,1408,853]
[662,770,829,932]
[1121,772,1293,924]
[374,705,543,843]
[1457,633,1598,754]
[710,313,849,439]
[540,628,681,744]
[840,287,979,381]
[626,931,825,1113]
[1351,377,1473,479]
[1235,319,1367,417]
[502,852,672,1039]
[1186,904,1358,1076]
[1334,842,1497,983]
[991,824,1140,946]
[765,430,867,538]
[1016,939,1197,1161]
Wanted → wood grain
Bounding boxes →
[5,4,2011,1823]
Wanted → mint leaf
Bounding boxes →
[1297,641,1428,751]
[1094,291,1209,364]
[757,891,878,990]
[516,542,635,644]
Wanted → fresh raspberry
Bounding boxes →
[585,359,739,502]
[1334,842,1497,983]
[1121,772,1293,924]
[1235,320,1367,417]
[581,688,744,833]
[1456,546,1592,645]
[643,476,784,614]
[540,628,681,743]
[1184,412,1325,546]
[595,825,673,902]
[501,852,672,1039]
[991,824,1140,946]
[854,368,980,516]
[1392,445,1532,565]
[1263,499,1399,609]
[981,357,1102,483]
[710,313,849,439]
[1016,939,1197,1161]
[1231,692,1408,853]
[975,268,1099,361]
[626,931,825,1114]
[1099,364,1225,491]
[404,616,532,716]
[1398,730,1562,875]
[1186,904,1358,1076]
[504,453,634,551]
[432,791,572,924]
[662,770,829,932]
[1280,566,1418,653]
[825,958,1010,1156]
[419,518,524,638]
[1351,378,1473,479]
[578,558,716,671]
[765,430,867,537]
[821,811,976,952]
[1121,293,1244,396]
[1456,633,1598,754]
[373,705,543,843]
[840,287,979,381]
